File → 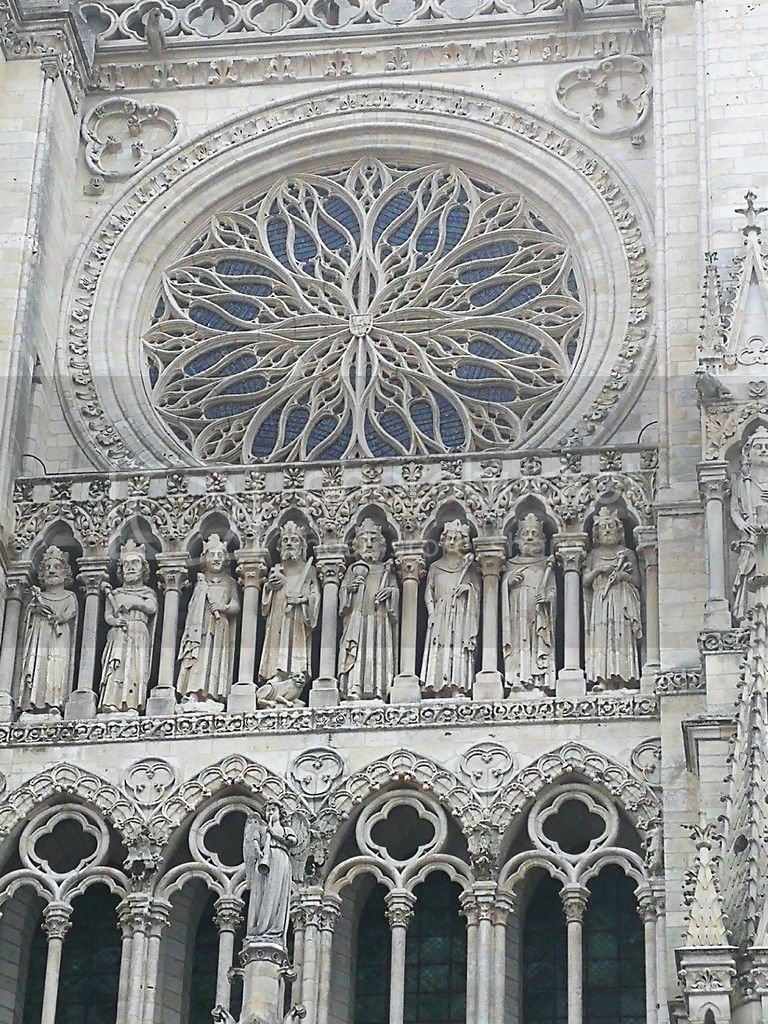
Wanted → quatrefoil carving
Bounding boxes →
[20,804,109,879]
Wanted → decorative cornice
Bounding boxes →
[655,670,704,696]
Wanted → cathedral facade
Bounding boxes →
[0,0,766,1021]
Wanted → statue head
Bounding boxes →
[353,519,386,564]
[742,425,768,472]
[516,513,546,557]
[118,539,150,585]
[202,533,229,573]
[38,545,72,588]
[592,506,624,547]
[279,522,307,563]
[440,519,472,556]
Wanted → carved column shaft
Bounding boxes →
[235,554,267,685]
[142,900,171,1023]
[635,527,660,689]
[156,559,188,688]
[74,563,107,693]
[118,895,151,1024]
[698,463,731,628]
[474,540,506,700]
[392,544,426,702]
[40,901,72,1024]
[385,890,416,1024]
[636,890,659,1024]
[561,886,589,1024]
[214,895,244,1012]
[0,571,28,719]
[311,547,345,707]
[555,535,587,696]
[471,882,496,1022]
[491,893,515,1021]
[295,890,323,1023]
[316,895,341,1024]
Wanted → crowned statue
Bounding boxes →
[177,534,240,707]
[731,425,768,622]
[420,520,481,696]
[338,519,399,701]
[583,506,642,687]
[259,522,320,687]
[19,546,78,715]
[501,513,556,693]
[99,541,158,713]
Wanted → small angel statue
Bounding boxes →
[243,803,309,944]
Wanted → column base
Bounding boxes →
[309,676,340,708]
[556,668,586,698]
[228,680,257,714]
[145,686,177,717]
[64,688,96,720]
[704,599,732,630]
[389,673,421,703]
[240,939,288,1023]
[473,669,503,701]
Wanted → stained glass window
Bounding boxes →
[583,866,645,1024]
[189,896,219,1024]
[146,160,583,464]
[353,886,391,1024]
[404,872,466,1024]
[522,874,568,1024]
[22,915,46,1024]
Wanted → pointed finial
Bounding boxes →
[736,190,768,237]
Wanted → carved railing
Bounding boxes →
[2,446,658,723]
[85,0,637,48]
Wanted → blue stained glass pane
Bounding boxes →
[567,337,579,362]
[323,196,361,239]
[209,354,258,378]
[307,415,338,449]
[372,191,414,243]
[190,306,240,333]
[267,219,289,263]
[470,281,542,310]
[284,406,310,442]
[436,398,465,448]
[219,299,260,321]
[219,375,265,395]
[293,227,318,263]
[148,363,159,386]
[479,328,541,355]
[379,409,409,443]
[185,344,240,374]
[415,205,468,254]
[316,418,353,459]
[365,416,399,458]
[454,382,518,402]
[455,362,494,380]
[251,407,283,458]
[205,398,262,419]
[567,268,580,298]
[318,217,347,250]
[216,258,273,278]
[458,239,519,263]
[465,340,509,360]
[410,400,436,439]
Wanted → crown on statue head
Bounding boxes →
[357,518,383,538]
[39,545,72,582]
[744,424,768,453]
[594,506,623,535]
[441,519,471,539]
[120,539,147,562]
[202,533,228,557]
[519,512,545,538]
[280,521,306,540]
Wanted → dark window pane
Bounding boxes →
[51,885,120,1024]
[404,873,466,1024]
[190,896,219,1024]
[354,887,391,1024]
[522,875,567,1024]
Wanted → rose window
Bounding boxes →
[145,160,584,464]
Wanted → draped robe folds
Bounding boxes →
[420,555,481,696]
[259,561,320,681]
[245,819,295,942]
[20,591,78,712]
[338,560,399,700]
[584,546,642,685]
[501,557,555,692]
[731,471,768,622]
[177,573,240,701]
[99,586,158,712]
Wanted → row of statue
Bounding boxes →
[16,507,646,716]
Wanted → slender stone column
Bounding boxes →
[316,894,342,1024]
[146,557,187,716]
[229,550,268,712]
[296,889,323,1022]
[143,899,171,1022]
[554,534,587,697]
[697,462,732,628]
[65,561,107,720]
[471,882,496,1022]
[391,543,426,703]
[40,901,72,1024]
[310,545,345,708]
[290,901,307,1004]
[214,895,244,1012]
[0,569,29,721]
[385,890,416,1024]
[118,894,150,1024]
[473,539,506,701]
[651,883,667,1020]
[491,892,515,1020]
[561,885,589,1024]
[635,527,661,692]
[459,890,479,1024]
[636,890,659,1024]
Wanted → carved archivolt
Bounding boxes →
[58,81,652,470]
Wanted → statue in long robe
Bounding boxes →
[420,520,481,697]
[583,506,642,687]
[731,426,768,622]
[177,534,240,706]
[338,519,399,701]
[243,803,298,944]
[501,513,556,693]
[19,546,78,714]
[99,541,158,713]
[259,522,320,686]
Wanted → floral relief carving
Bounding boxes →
[81,98,180,179]
[554,57,651,138]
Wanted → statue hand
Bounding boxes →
[374,587,392,603]
[508,572,524,587]
[287,596,307,606]
[348,577,363,592]
[266,571,284,591]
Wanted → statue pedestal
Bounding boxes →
[556,667,586,698]
[473,670,503,701]
[240,939,288,1024]
[64,688,96,720]
[146,685,177,717]
[228,680,257,714]
[309,676,339,708]
[389,673,421,704]
[704,598,732,630]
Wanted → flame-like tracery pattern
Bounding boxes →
[145,160,584,463]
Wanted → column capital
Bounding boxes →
[148,898,172,935]
[42,901,72,941]
[76,557,109,595]
[470,880,498,921]
[634,525,658,554]
[385,889,416,930]
[554,532,588,572]
[235,549,269,589]
[697,461,730,501]
[156,560,189,593]
[394,541,427,582]
[635,887,659,923]
[493,891,517,925]
[117,893,152,935]
[4,565,32,600]
[560,885,589,923]
[320,893,342,931]
[315,545,347,585]
[215,895,244,932]
[474,537,507,576]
